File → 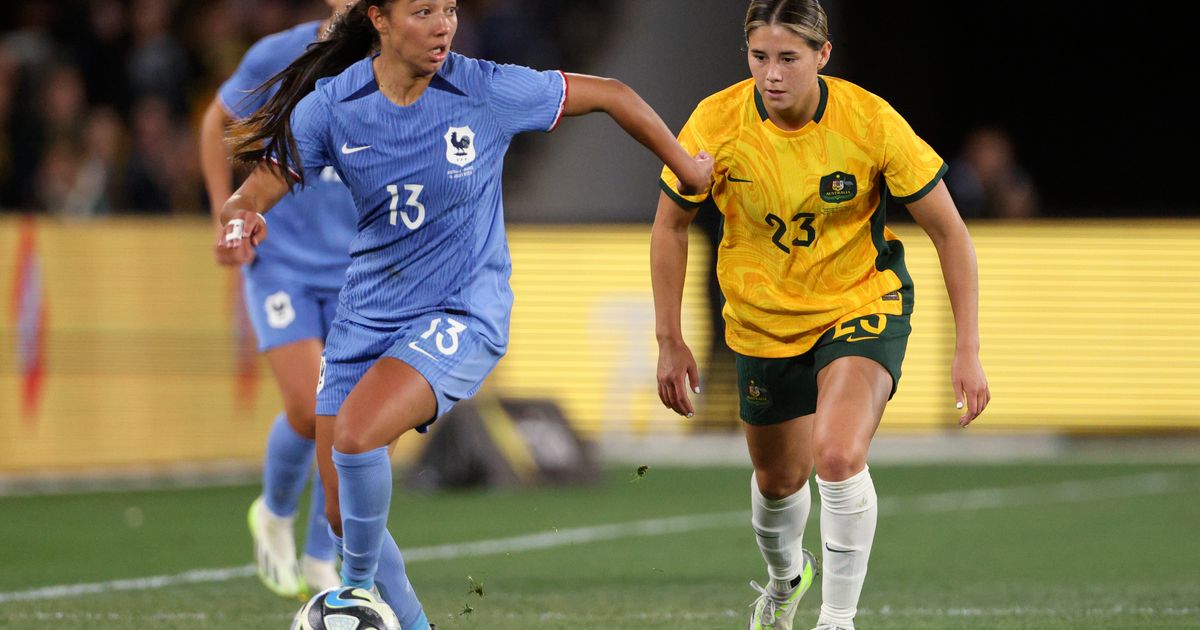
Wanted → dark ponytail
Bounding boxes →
[229,1,390,182]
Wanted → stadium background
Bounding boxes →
[0,2,1198,629]
[1,0,1195,472]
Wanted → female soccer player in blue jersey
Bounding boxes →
[216,0,713,626]
[199,1,352,601]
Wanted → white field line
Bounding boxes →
[3,605,1199,623]
[0,471,1192,605]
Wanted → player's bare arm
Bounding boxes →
[561,73,713,195]
[199,97,257,267]
[218,165,291,255]
[907,180,991,425]
[651,190,701,417]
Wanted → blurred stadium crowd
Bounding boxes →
[0,0,612,217]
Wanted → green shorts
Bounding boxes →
[736,306,912,426]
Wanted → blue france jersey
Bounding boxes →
[288,53,566,343]
[219,21,356,290]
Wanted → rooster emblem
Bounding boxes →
[444,125,477,167]
[450,131,471,156]
[265,291,295,329]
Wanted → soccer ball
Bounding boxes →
[291,586,400,630]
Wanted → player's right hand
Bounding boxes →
[212,221,256,266]
[677,151,714,196]
[216,209,267,263]
[656,337,700,418]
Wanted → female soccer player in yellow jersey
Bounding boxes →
[653,1,990,629]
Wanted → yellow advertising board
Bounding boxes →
[1,218,1198,473]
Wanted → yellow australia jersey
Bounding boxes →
[661,76,946,357]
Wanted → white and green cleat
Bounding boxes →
[748,549,817,630]
[300,553,342,597]
[247,496,305,600]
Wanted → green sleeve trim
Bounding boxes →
[891,162,948,204]
[658,179,704,209]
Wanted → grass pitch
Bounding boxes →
[1,463,1198,629]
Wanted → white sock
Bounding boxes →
[816,466,877,628]
[750,473,811,597]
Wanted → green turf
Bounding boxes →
[1,464,1198,629]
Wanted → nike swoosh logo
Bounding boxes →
[324,588,370,608]
[845,336,879,342]
[728,176,753,183]
[341,143,371,154]
[825,543,854,554]
[408,341,438,362]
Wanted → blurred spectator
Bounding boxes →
[1,1,56,74]
[127,0,189,116]
[38,107,125,217]
[40,63,88,148]
[947,126,1039,220]
[0,0,615,214]
[123,96,176,212]
[78,0,130,113]
[0,44,18,207]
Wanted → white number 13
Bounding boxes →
[388,183,425,229]
[410,317,467,359]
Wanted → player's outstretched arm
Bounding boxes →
[908,180,991,426]
[199,96,259,267]
[651,191,701,418]
[561,73,713,195]
[217,165,291,259]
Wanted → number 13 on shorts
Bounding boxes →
[409,316,467,361]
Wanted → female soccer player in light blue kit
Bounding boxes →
[199,1,354,601]
[217,0,713,626]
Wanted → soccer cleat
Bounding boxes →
[300,553,341,597]
[811,625,853,630]
[748,549,817,630]
[247,496,305,599]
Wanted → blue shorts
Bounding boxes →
[315,311,507,428]
[242,271,340,352]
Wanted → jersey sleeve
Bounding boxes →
[218,37,279,120]
[878,104,948,204]
[487,63,567,136]
[285,90,333,182]
[658,109,712,209]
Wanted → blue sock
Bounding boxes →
[327,505,428,629]
[263,413,314,517]
[378,530,428,630]
[303,469,335,561]
[332,447,392,589]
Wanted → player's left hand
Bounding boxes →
[657,337,700,418]
[952,348,990,426]
[677,151,714,196]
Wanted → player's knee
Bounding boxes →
[332,413,378,454]
[282,403,318,440]
[813,445,867,481]
[755,468,810,500]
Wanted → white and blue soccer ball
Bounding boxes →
[291,586,400,630]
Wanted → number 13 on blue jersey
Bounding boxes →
[388,184,425,229]
[409,316,467,361]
